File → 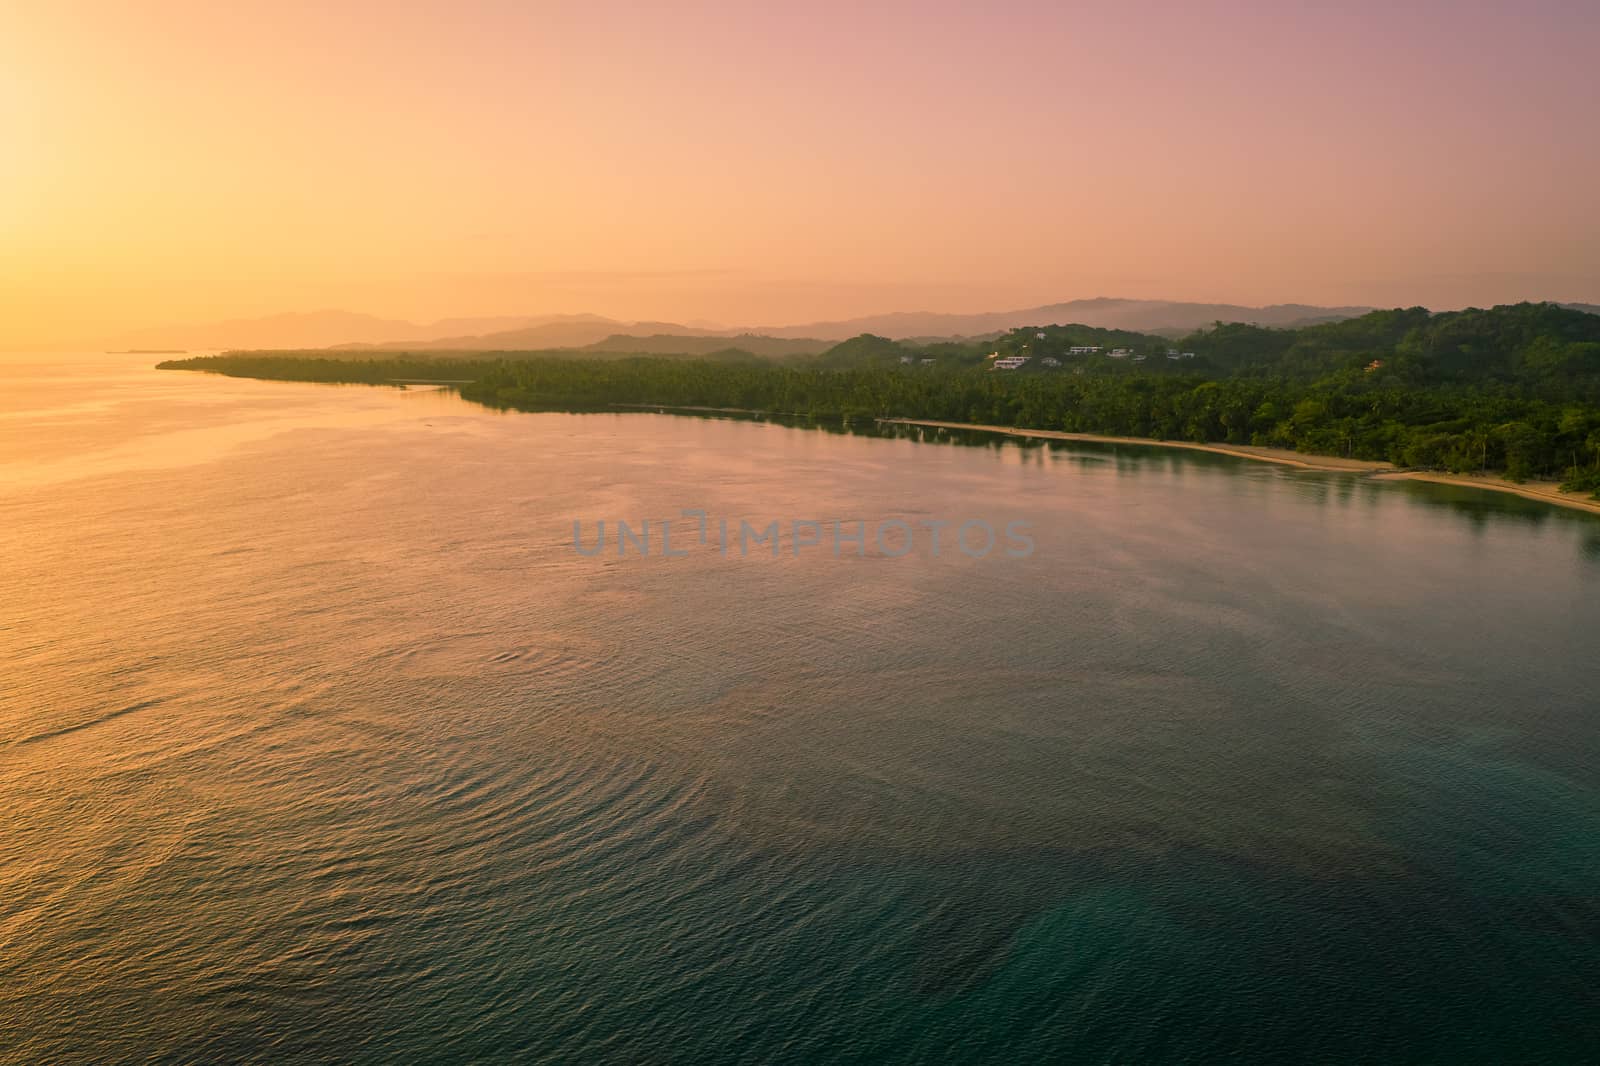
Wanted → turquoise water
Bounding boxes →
[2,356,1598,1062]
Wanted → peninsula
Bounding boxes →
[159,301,1600,515]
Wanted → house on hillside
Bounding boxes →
[992,355,1030,370]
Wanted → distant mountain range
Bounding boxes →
[106,311,620,352]
[337,319,732,353]
[579,334,830,358]
[754,299,1379,340]
[336,299,1377,350]
[108,299,1600,354]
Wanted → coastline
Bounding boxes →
[615,408,1384,471]
[877,417,1600,516]
[153,371,1600,518]
[875,418,1391,472]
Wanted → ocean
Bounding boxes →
[3,354,1598,1063]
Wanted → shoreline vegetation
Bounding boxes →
[156,301,1600,517]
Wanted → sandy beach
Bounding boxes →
[879,418,1600,516]
[1372,471,1600,516]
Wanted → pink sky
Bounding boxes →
[3,0,1597,345]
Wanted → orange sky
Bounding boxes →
[3,0,1598,347]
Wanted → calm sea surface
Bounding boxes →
[3,355,1599,1063]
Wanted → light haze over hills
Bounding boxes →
[102,299,1388,352]
[755,299,1377,341]
[104,311,617,352]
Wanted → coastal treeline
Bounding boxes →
[158,303,1600,493]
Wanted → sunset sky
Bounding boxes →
[3,0,1597,347]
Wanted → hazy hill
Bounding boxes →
[810,334,911,368]
[333,315,679,351]
[108,311,609,351]
[762,299,1375,340]
[582,333,829,358]
[349,319,634,351]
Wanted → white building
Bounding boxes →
[992,355,1030,370]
